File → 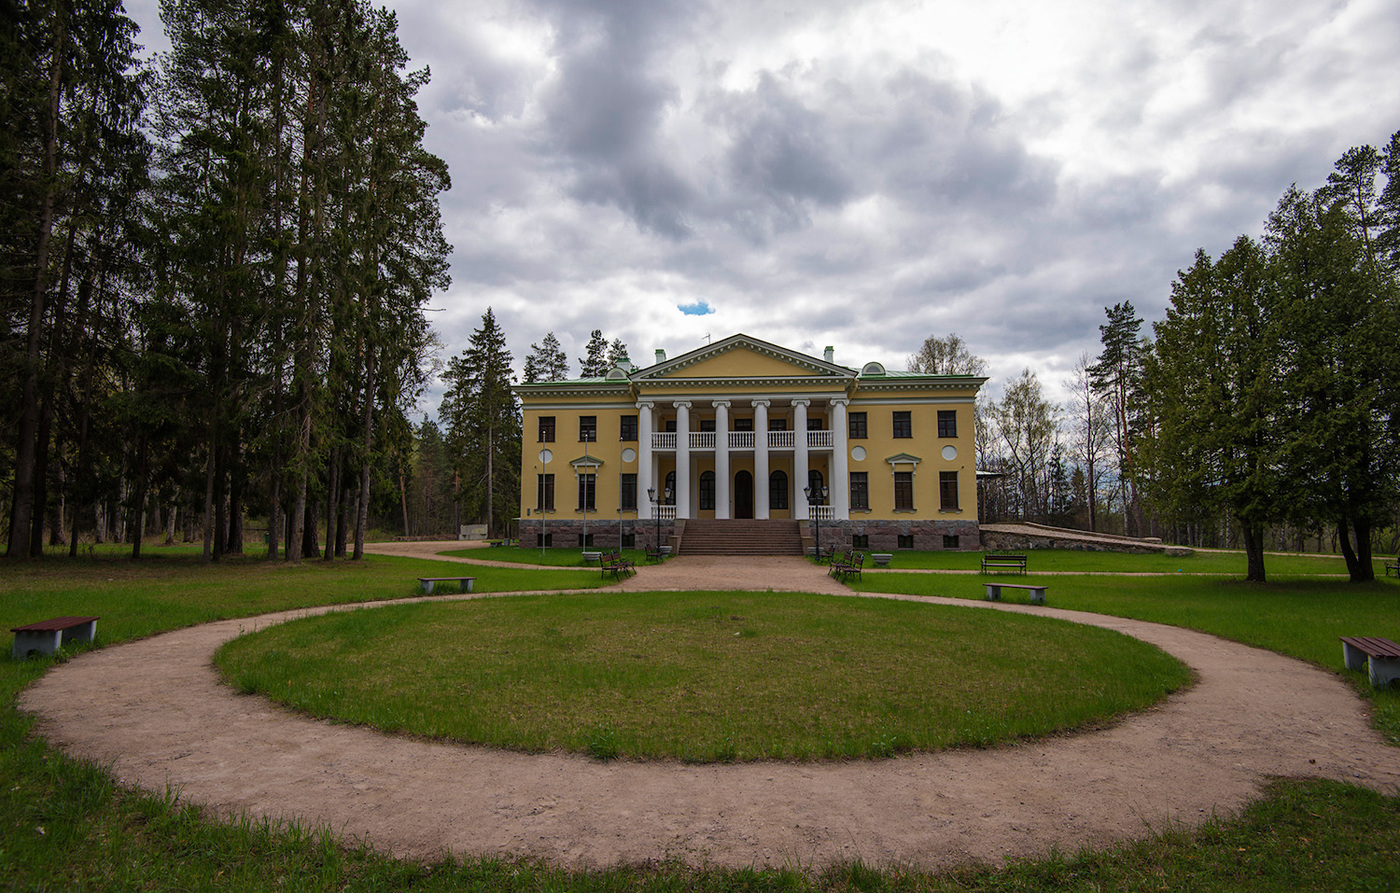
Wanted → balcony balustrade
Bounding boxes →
[807,430,834,449]
[729,431,755,450]
[652,432,677,450]
[690,432,716,450]
[767,430,795,449]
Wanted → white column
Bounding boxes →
[793,399,809,520]
[637,401,654,519]
[714,400,730,519]
[830,398,849,520]
[754,400,770,520]
[674,401,691,519]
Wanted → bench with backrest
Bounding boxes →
[1386,559,1399,577]
[416,576,475,595]
[981,553,1027,574]
[1340,636,1400,688]
[11,616,99,660]
[829,551,865,581]
[601,550,635,578]
[984,582,1048,605]
[645,544,665,562]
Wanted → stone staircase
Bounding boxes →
[677,519,805,556]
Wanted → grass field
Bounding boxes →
[2,547,1399,891]
[216,591,1189,761]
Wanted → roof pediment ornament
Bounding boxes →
[633,333,855,382]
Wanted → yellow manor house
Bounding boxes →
[514,334,987,554]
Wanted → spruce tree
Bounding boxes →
[442,309,520,537]
[579,329,609,377]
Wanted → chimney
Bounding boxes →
[655,348,667,364]
[824,346,834,363]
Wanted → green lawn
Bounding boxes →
[852,569,1400,742]
[216,591,1188,761]
[858,547,1384,575]
[3,548,1399,891]
[441,544,659,567]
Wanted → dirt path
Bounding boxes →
[19,543,1400,871]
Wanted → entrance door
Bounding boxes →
[734,470,754,519]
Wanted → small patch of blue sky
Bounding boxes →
[678,300,715,316]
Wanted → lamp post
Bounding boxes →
[648,485,672,556]
[804,483,827,561]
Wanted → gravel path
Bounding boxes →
[19,542,1400,871]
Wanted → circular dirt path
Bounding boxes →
[20,544,1400,871]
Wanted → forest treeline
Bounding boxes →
[975,130,1400,582]
[2,0,449,562]
[4,3,1397,580]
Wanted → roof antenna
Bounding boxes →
[704,333,711,345]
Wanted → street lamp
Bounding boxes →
[648,485,672,556]
[804,483,827,561]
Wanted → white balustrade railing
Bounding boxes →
[810,505,835,520]
[807,430,834,449]
[767,430,795,449]
[690,432,716,450]
[652,432,677,450]
[728,431,755,450]
[654,505,677,520]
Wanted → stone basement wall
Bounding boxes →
[980,523,1194,557]
[819,519,982,552]
[517,518,670,549]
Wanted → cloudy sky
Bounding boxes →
[127,0,1398,405]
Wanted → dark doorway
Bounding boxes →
[735,470,754,519]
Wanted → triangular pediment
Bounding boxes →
[635,334,852,382]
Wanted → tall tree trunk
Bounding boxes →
[130,434,149,560]
[1240,518,1266,583]
[8,12,66,560]
[324,447,340,560]
[353,353,375,560]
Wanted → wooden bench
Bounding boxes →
[416,576,475,595]
[11,616,99,660]
[981,553,1027,574]
[829,551,865,581]
[810,545,836,564]
[600,550,635,578]
[1386,561,1399,578]
[984,583,1047,605]
[1340,636,1400,688]
[871,553,893,567]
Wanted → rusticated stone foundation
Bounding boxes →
[517,518,671,550]
[810,518,982,552]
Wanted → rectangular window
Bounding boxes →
[943,535,960,549]
[537,532,553,547]
[848,411,867,439]
[898,534,914,549]
[620,415,638,441]
[894,471,914,511]
[665,420,677,433]
[769,418,787,431]
[536,474,555,512]
[735,418,753,432]
[538,416,555,443]
[577,473,596,511]
[893,411,912,439]
[938,410,957,438]
[850,472,869,511]
[852,534,869,549]
[621,532,636,547]
[579,416,597,442]
[700,419,716,432]
[577,533,594,547]
[620,473,637,511]
[807,417,823,430]
[770,473,789,510]
[699,471,716,510]
[939,471,959,511]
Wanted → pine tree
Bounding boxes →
[606,337,629,368]
[524,331,569,383]
[1090,302,1145,535]
[579,329,609,377]
[441,309,520,537]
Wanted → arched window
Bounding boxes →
[699,471,716,510]
[807,469,826,504]
[664,471,676,504]
[769,470,788,510]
